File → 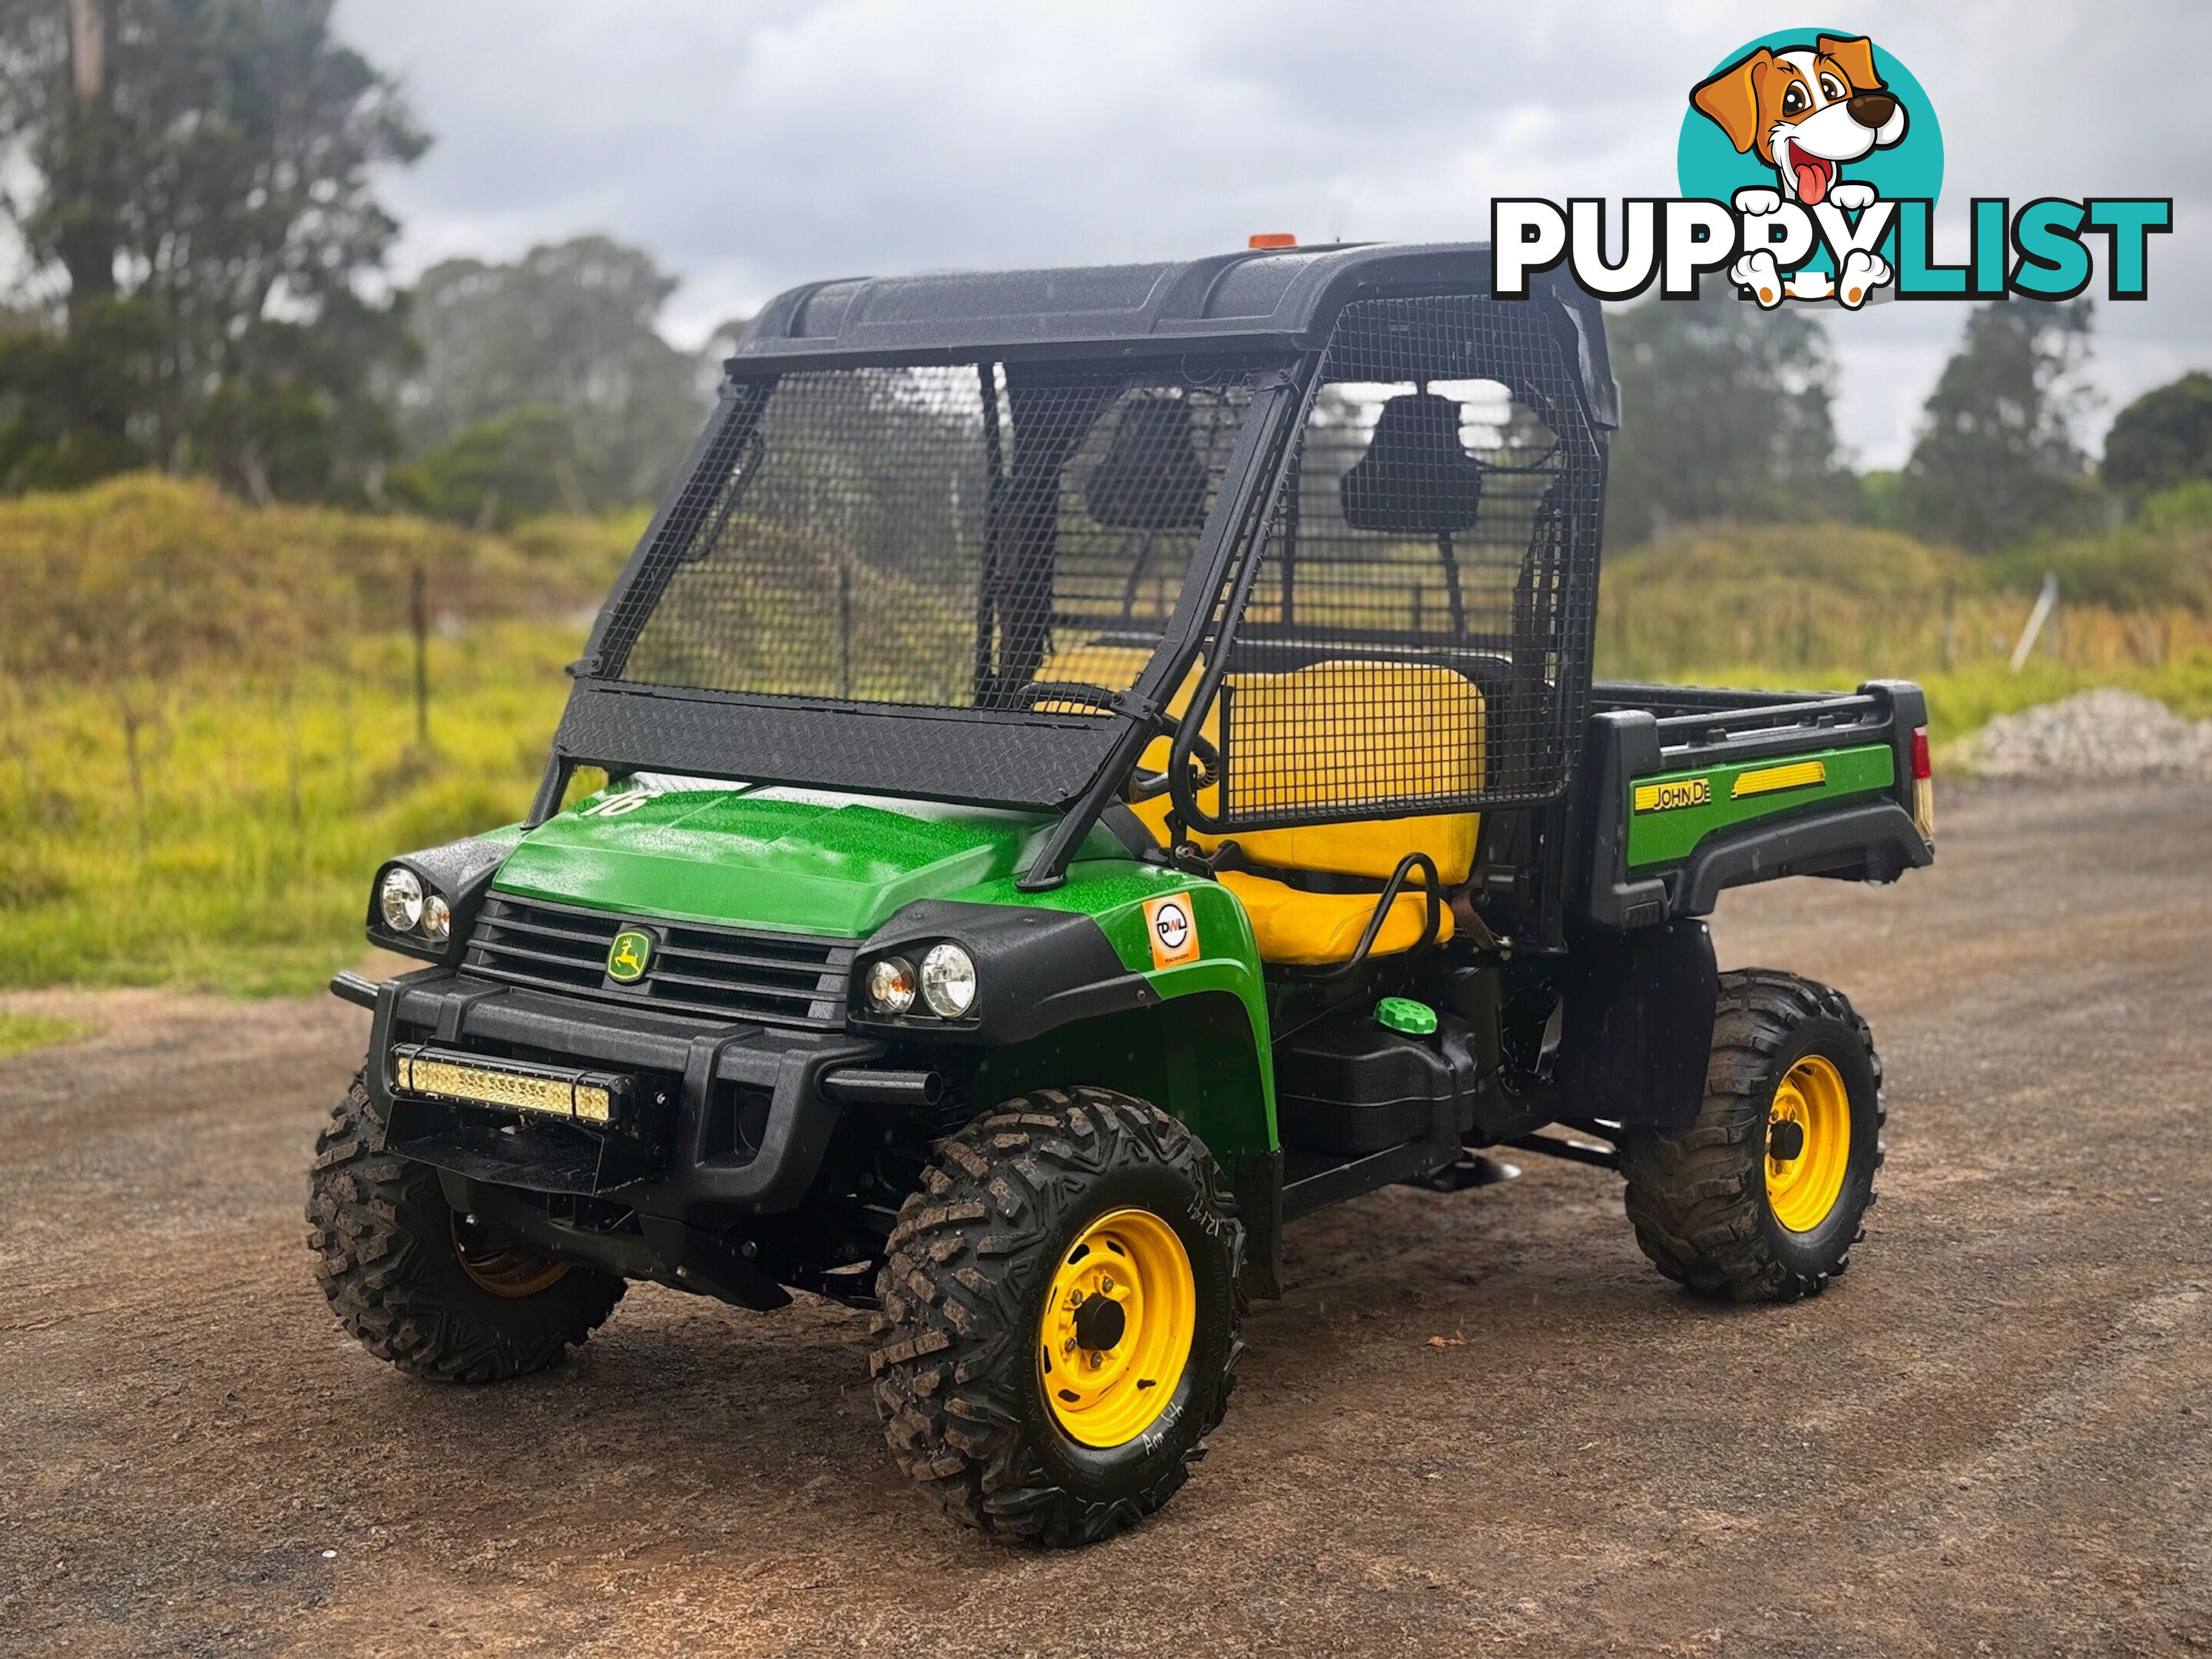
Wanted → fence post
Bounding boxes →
[2008,571,2058,674]
[411,564,430,750]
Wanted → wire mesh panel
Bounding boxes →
[1204,295,1601,827]
[601,364,1254,715]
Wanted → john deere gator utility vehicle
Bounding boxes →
[310,242,1936,1546]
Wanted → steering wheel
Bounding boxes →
[1008,682,1217,804]
[1011,680,1125,715]
[1128,712,1219,803]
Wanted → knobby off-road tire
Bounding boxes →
[1620,970,1885,1302]
[306,1072,625,1382]
[869,1088,1246,1548]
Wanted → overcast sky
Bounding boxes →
[331,0,2208,469]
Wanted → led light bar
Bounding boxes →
[390,1045,629,1125]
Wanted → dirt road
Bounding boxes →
[4,781,2209,1657]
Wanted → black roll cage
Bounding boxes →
[529,244,1618,893]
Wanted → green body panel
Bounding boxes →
[953,858,1274,1141]
[972,988,1270,1161]
[495,783,1119,935]
[1626,743,1896,869]
[486,780,1279,1154]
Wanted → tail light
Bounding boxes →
[1910,725,1935,842]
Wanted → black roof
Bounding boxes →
[731,242,1618,430]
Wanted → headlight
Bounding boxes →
[379,867,424,932]
[920,942,977,1018]
[421,892,452,943]
[866,955,917,1015]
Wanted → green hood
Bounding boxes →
[492,782,1105,937]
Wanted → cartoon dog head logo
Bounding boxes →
[1690,35,1906,209]
[1675,31,1939,310]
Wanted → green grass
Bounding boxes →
[0,474,644,996]
[5,486,2209,999]
[0,1011,91,1058]
[1623,654,2212,768]
[1596,520,2212,760]
[15,620,2196,998]
[0,618,583,995]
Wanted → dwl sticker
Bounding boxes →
[1144,893,1201,970]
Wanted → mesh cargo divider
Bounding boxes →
[1195,295,1601,830]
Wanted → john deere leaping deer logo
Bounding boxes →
[606,928,654,983]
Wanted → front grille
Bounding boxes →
[464,894,854,1029]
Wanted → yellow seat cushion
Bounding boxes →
[1217,870,1454,966]
[1209,812,1479,886]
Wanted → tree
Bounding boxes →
[699,314,756,369]
[1902,300,2101,551]
[386,403,602,531]
[2102,371,2212,501]
[400,237,708,511]
[1603,287,1851,547]
[0,0,426,498]
[0,293,165,489]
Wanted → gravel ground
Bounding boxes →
[3,778,2210,1657]
[1976,687,2212,779]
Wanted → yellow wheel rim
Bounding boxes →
[451,1212,570,1299]
[1038,1207,1196,1448]
[1765,1053,1853,1233]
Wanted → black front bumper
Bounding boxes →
[352,966,886,1219]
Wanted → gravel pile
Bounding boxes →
[1975,687,2212,779]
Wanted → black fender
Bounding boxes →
[847,899,1161,1045]
[1553,917,1719,1130]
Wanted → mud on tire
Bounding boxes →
[1619,970,1885,1303]
[869,1087,1245,1548]
[306,1073,625,1382]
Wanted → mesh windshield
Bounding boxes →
[1204,295,1601,826]
[608,364,1254,712]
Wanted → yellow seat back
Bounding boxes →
[1124,658,1485,886]
[1037,641,1157,694]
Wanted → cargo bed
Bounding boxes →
[1576,680,1935,931]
